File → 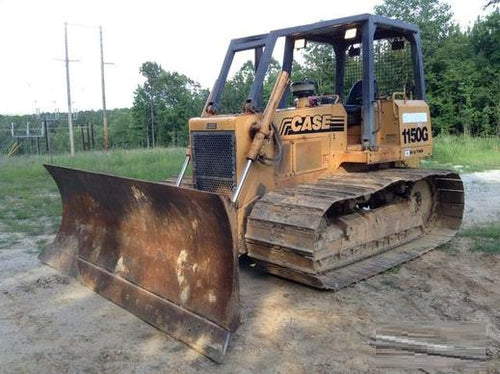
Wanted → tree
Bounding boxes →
[217,58,282,113]
[218,60,255,114]
[292,42,336,96]
[426,26,475,134]
[108,109,136,148]
[468,10,500,135]
[485,0,500,8]
[375,0,458,134]
[374,0,453,54]
[156,72,208,146]
[262,58,282,103]
[132,62,207,147]
[137,62,163,147]
[132,85,153,147]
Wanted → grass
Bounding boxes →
[0,147,186,243]
[461,223,500,253]
[423,135,500,172]
[385,264,402,274]
[0,136,498,248]
[437,241,458,255]
[381,278,403,290]
[47,147,186,180]
[33,238,49,254]
[0,233,20,250]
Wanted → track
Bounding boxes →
[245,168,464,289]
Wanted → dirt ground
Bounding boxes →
[1,171,499,374]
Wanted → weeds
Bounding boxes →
[0,147,186,244]
[385,264,402,274]
[460,223,500,253]
[0,234,19,249]
[424,135,500,171]
[34,238,49,254]
[381,278,403,290]
[0,140,498,251]
[48,147,186,180]
[437,241,458,255]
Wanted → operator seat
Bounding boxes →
[344,80,378,126]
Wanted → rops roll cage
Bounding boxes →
[203,13,426,150]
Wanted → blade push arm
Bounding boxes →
[231,71,289,204]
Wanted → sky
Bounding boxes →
[0,0,493,115]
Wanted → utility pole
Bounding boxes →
[150,96,155,147]
[64,22,75,156]
[99,25,109,151]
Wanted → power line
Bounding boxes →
[58,22,114,155]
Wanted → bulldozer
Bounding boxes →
[39,14,464,362]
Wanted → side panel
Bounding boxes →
[273,104,348,183]
[396,100,433,160]
[342,99,433,166]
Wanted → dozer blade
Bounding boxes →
[39,165,239,362]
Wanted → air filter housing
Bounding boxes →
[290,80,316,98]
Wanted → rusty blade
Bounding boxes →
[39,164,239,362]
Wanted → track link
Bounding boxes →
[245,168,464,289]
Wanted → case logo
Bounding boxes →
[279,114,344,135]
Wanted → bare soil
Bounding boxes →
[1,171,499,374]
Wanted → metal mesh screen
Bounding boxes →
[344,46,363,99]
[343,38,414,99]
[192,131,236,195]
[374,38,413,97]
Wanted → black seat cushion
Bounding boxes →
[346,80,364,106]
[344,80,378,126]
[344,104,362,126]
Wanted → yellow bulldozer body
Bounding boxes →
[39,14,464,362]
[189,97,434,253]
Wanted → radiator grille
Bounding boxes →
[192,131,236,195]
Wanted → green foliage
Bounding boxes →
[485,0,500,8]
[374,0,453,52]
[48,147,186,180]
[132,62,208,147]
[1,3,499,149]
[218,58,282,113]
[292,43,336,95]
[0,114,38,155]
[427,12,500,136]
[376,1,500,137]
[0,148,186,242]
[461,223,500,253]
[108,109,136,148]
[262,58,282,104]
[423,135,500,171]
[0,108,134,156]
[218,60,255,113]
